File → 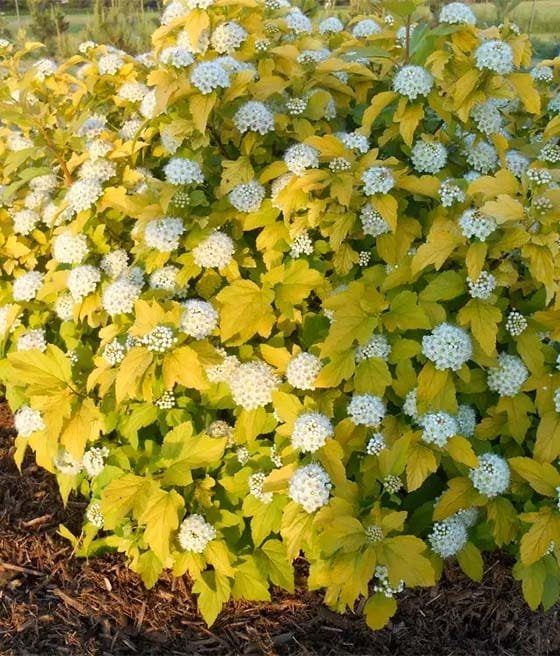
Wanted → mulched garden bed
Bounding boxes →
[1,402,560,656]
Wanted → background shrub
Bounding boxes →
[0,0,559,630]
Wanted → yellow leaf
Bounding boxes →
[453,69,481,110]
[379,535,435,587]
[457,542,483,581]
[481,195,524,224]
[372,194,398,232]
[487,497,518,546]
[315,351,355,388]
[534,412,560,463]
[162,346,209,390]
[190,94,215,133]
[216,279,275,343]
[465,242,487,281]
[406,443,438,491]
[520,513,559,565]
[360,91,398,135]
[60,399,104,460]
[509,457,560,496]
[433,477,480,521]
[457,299,501,356]
[417,363,449,404]
[411,220,462,275]
[509,73,540,114]
[364,593,397,630]
[139,488,184,562]
[395,101,424,146]
[101,474,155,529]
[115,347,153,405]
[446,436,479,468]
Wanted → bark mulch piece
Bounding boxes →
[1,402,560,656]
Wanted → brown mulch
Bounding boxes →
[1,403,560,656]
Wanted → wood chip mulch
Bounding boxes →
[2,402,560,656]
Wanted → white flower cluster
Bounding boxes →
[248,472,273,504]
[487,353,528,397]
[411,140,448,174]
[360,205,391,236]
[459,208,497,241]
[366,432,386,455]
[439,2,476,24]
[285,9,312,33]
[65,179,103,213]
[288,463,332,512]
[211,21,247,53]
[236,446,249,465]
[164,158,204,185]
[465,138,499,174]
[180,299,218,339]
[471,100,503,135]
[319,16,344,34]
[469,452,510,497]
[365,524,384,543]
[291,412,333,453]
[505,310,528,337]
[54,294,74,321]
[233,101,275,134]
[553,388,560,413]
[439,179,466,207]
[355,334,391,362]
[428,516,468,558]
[12,209,40,235]
[505,150,530,177]
[526,168,553,186]
[54,450,83,476]
[144,217,185,252]
[118,82,148,103]
[102,279,141,315]
[422,323,472,371]
[373,566,404,598]
[284,143,320,176]
[457,405,477,437]
[286,352,321,390]
[422,412,458,447]
[474,40,514,75]
[229,180,266,212]
[348,394,386,426]
[190,60,230,94]
[0,304,18,335]
[14,405,45,437]
[193,231,235,269]
[79,159,116,182]
[286,97,308,115]
[155,390,176,409]
[467,270,496,299]
[86,502,104,528]
[149,266,178,291]
[362,166,394,195]
[141,325,177,353]
[329,157,352,173]
[206,352,240,384]
[531,65,554,83]
[13,271,43,302]
[98,53,124,75]
[18,328,47,352]
[383,474,403,493]
[82,446,109,477]
[229,360,280,409]
[337,131,369,153]
[393,65,434,100]
[178,514,216,552]
[290,232,314,257]
[540,143,560,164]
[352,18,381,38]
[53,232,89,264]
[67,265,101,302]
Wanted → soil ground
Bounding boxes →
[2,403,560,656]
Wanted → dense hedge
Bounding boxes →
[1,0,560,629]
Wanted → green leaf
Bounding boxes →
[419,271,466,302]
[364,592,398,630]
[274,260,323,318]
[139,488,184,562]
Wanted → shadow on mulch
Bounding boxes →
[1,404,560,656]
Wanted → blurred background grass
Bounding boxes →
[0,0,558,58]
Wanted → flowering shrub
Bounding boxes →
[1,0,560,630]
